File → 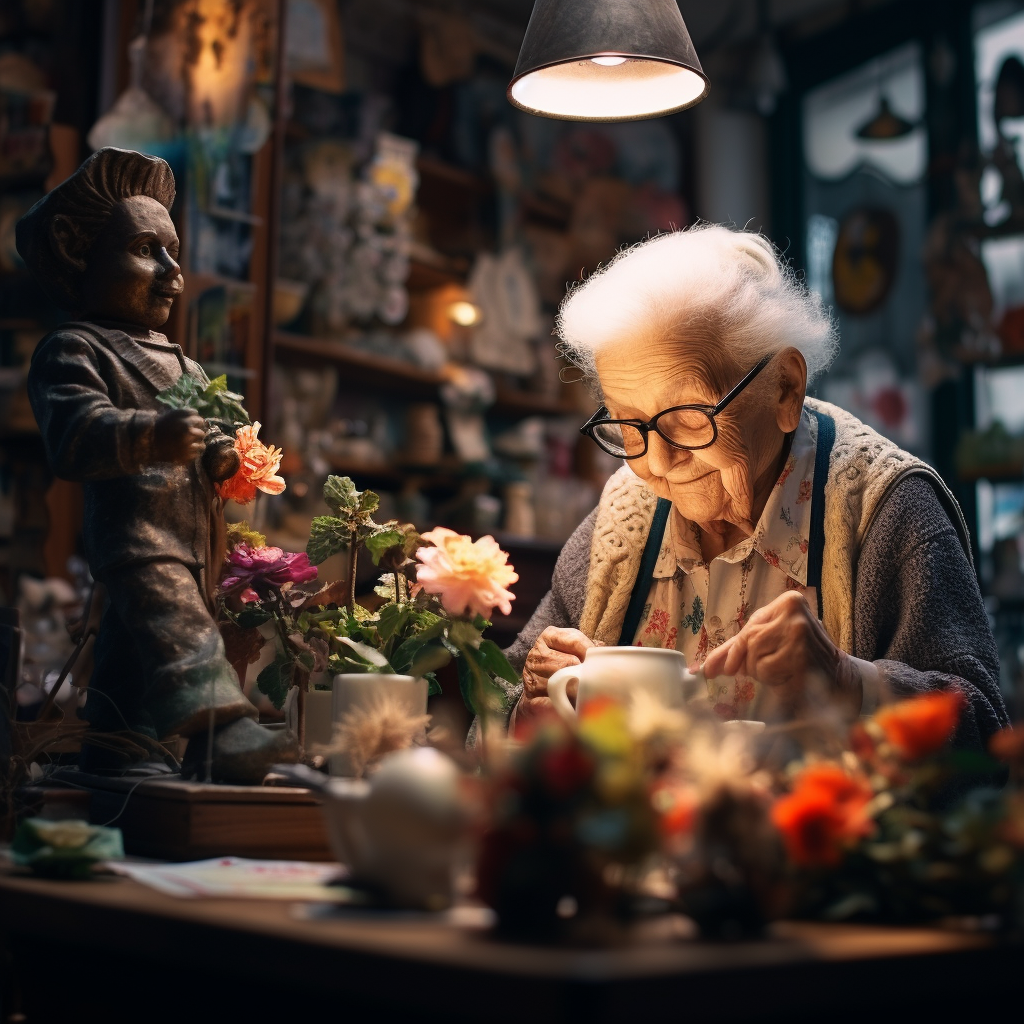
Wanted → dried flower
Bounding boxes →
[771,764,874,867]
[217,421,286,504]
[874,691,966,762]
[221,543,318,603]
[321,693,431,777]
[414,527,518,619]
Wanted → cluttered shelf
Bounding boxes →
[273,331,577,417]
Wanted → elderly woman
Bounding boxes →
[506,227,1007,749]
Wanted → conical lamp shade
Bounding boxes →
[855,97,915,140]
[508,0,709,122]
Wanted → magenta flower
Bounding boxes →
[221,543,318,603]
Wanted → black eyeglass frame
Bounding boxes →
[580,353,774,458]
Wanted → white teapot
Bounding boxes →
[276,747,467,910]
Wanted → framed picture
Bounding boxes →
[285,0,345,94]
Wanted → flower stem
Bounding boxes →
[346,529,358,615]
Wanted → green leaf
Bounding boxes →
[474,639,520,687]
[335,636,393,670]
[375,602,410,643]
[405,639,453,679]
[306,516,350,565]
[389,619,446,675]
[233,606,273,630]
[454,643,509,718]
[256,650,294,710]
[323,475,359,515]
[365,528,405,565]
[358,489,381,514]
[200,375,250,428]
[425,671,442,697]
[156,373,202,411]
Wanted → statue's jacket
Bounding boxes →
[28,320,217,579]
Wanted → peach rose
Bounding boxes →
[414,527,518,619]
[217,422,286,505]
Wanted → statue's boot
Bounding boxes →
[181,717,299,785]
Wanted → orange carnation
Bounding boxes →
[874,691,965,762]
[771,764,874,867]
[216,422,286,505]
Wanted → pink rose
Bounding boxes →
[414,528,518,619]
[221,543,318,602]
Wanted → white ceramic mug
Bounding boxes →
[547,646,703,726]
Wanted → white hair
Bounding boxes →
[556,225,838,390]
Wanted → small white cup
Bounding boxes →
[547,646,703,726]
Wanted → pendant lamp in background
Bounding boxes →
[854,96,915,141]
[507,0,709,122]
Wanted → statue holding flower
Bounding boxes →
[17,147,297,783]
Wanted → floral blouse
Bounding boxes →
[632,407,820,721]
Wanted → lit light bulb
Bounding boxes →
[590,55,627,66]
[448,300,482,327]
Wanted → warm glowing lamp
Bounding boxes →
[507,0,709,122]
[447,300,483,327]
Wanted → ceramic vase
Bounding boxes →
[330,673,429,777]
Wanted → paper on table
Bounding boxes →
[107,857,367,903]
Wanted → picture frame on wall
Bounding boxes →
[285,0,346,94]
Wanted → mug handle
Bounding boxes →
[547,666,579,724]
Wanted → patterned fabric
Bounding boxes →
[632,408,820,721]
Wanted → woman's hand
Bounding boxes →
[517,626,596,723]
[700,590,862,715]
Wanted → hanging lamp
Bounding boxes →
[507,0,709,122]
[854,97,915,141]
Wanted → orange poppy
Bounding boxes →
[874,691,966,762]
[771,764,874,867]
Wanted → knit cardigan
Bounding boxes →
[503,401,1008,752]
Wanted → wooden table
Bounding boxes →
[0,866,1016,1024]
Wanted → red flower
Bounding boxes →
[652,782,697,838]
[540,743,595,798]
[762,549,780,569]
[874,691,966,761]
[771,764,874,867]
[644,608,670,635]
[796,479,813,504]
[990,725,1024,766]
[713,702,737,720]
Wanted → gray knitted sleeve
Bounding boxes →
[854,475,1008,751]
[498,508,596,710]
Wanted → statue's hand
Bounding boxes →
[153,408,206,464]
[203,434,241,482]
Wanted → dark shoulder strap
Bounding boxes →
[618,497,672,645]
[807,409,835,618]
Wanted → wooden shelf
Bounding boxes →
[493,386,577,417]
[274,331,444,397]
[274,332,573,417]
[407,253,469,290]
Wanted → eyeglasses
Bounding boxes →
[580,354,773,459]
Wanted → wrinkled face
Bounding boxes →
[80,196,183,331]
[595,342,783,530]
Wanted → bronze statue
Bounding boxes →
[17,147,297,784]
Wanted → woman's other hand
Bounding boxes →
[518,626,596,723]
[700,590,864,716]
